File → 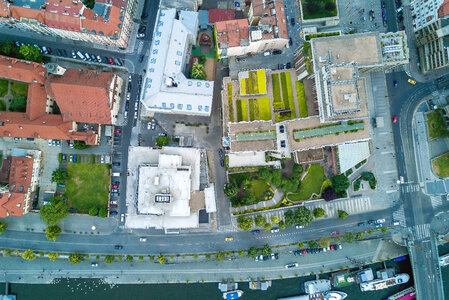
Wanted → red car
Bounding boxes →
[110,204,118,208]
[109,57,114,65]
[331,231,340,235]
[112,184,118,188]
[330,245,334,251]
[115,129,121,134]
[399,26,405,30]
[393,116,398,123]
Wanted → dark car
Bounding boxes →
[294,250,301,256]
[220,159,225,167]
[110,211,118,215]
[57,49,63,56]
[114,245,123,250]
[368,220,376,225]
[286,62,291,69]
[398,16,403,22]
[62,49,68,57]
[279,125,285,133]
[399,25,405,30]
[141,12,148,19]
[138,26,146,34]
[112,162,120,166]
[139,54,144,63]
[218,148,224,159]
[125,101,130,111]
[110,204,118,208]
[272,50,282,55]
[394,80,398,87]
[112,181,120,185]
[290,18,295,26]
[47,47,52,54]
[358,222,366,226]
[114,58,122,66]
[280,140,286,148]
[251,230,261,235]
[289,38,293,46]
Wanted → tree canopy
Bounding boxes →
[157,254,166,264]
[254,215,266,227]
[261,244,271,257]
[338,210,349,220]
[51,169,69,184]
[22,249,36,261]
[189,62,206,80]
[248,247,259,258]
[88,207,99,216]
[331,175,350,194]
[322,186,338,201]
[19,45,42,63]
[215,252,225,261]
[68,252,83,264]
[224,183,239,197]
[73,141,90,150]
[48,252,59,261]
[318,236,331,248]
[294,206,314,226]
[343,232,355,243]
[313,207,326,218]
[39,197,69,226]
[98,207,108,218]
[237,216,253,231]
[156,136,169,147]
[0,221,7,235]
[104,255,115,264]
[45,225,62,241]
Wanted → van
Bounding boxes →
[85,53,91,61]
[112,172,121,177]
[120,213,125,222]
[76,51,85,60]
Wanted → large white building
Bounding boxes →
[140,8,214,117]
[411,0,446,31]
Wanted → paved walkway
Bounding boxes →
[0,238,407,284]
[231,189,285,213]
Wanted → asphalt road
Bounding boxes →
[387,70,445,299]
[0,209,394,255]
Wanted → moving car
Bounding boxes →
[375,224,383,228]
[290,17,295,26]
[393,116,398,123]
[91,263,98,267]
[394,80,398,87]
[408,78,416,85]
[295,224,304,229]
[114,245,123,250]
[251,230,260,235]
[225,237,233,242]
[138,26,146,34]
[285,263,299,269]
[358,222,366,227]
[139,237,147,242]
[331,231,339,235]
[270,227,280,233]
[120,213,125,222]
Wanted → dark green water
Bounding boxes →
[2,246,449,300]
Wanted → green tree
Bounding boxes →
[313,207,326,218]
[279,220,286,229]
[73,141,90,150]
[355,232,364,240]
[264,222,272,231]
[48,252,59,261]
[308,240,318,249]
[8,96,27,112]
[248,247,259,259]
[19,44,42,62]
[0,40,13,56]
[88,207,99,216]
[254,215,266,227]
[104,255,115,264]
[331,174,350,194]
[216,252,225,261]
[325,2,336,12]
[294,206,313,226]
[343,232,355,243]
[0,221,7,235]
[126,255,133,262]
[39,197,69,226]
[381,227,388,234]
[68,252,83,264]
[156,136,169,147]
[261,244,271,257]
[284,210,295,227]
[98,207,108,218]
[50,169,69,184]
[82,0,95,9]
[224,183,239,197]
[337,210,349,220]
[258,168,272,182]
[189,62,206,80]
[157,254,166,264]
[22,249,36,261]
[271,215,279,224]
[45,225,62,241]
[237,216,253,231]
[298,242,305,248]
[318,236,331,248]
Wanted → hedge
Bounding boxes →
[296,81,308,118]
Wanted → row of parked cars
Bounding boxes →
[255,253,279,262]
[294,244,342,256]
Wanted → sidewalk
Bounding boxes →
[0,237,407,284]
[231,189,285,213]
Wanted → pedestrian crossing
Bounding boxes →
[430,196,443,209]
[393,206,406,226]
[409,224,431,241]
[306,197,372,218]
[401,184,420,193]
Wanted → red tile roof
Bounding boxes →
[46,69,115,124]
[215,19,249,48]
[209,9,235,24]
[0,193,25,218]
[439,0,449,18]
[0,55,115,144]
[81,5,121,37]
[9,156,33,194]
[0,0,9,18]
[250,0,288,39]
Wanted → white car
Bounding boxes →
[124,111,128,119]
[134,101,139,110]
[270,227,280,233]
[128,74,132,82]
[137,33,145,38]
[147,122,152,130]
[139,237,147,242]
[376,218,386,224]
[100,155,105,163]
[120,213,125,223]
[48,139,52,146]
[134,111,138,119]
[110,200,117,205]
[285,263,299,269]
[96,55,102,63]
[295,224,304,229]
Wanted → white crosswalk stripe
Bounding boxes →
[393,206,406,226]
[430,196,443,209]
[410,224,431,241]
[401,183,420,193]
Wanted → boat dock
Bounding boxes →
[0,282,16,300]
[249,280,272,290]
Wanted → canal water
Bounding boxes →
[2,244,449,300]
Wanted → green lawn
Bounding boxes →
[288,163,325,201]
[432,152,449,178]
[0,100,5,111]
[238,99,248,121]
[280,72,291,110]
[229,172,251,187]
[0,79,8,97]
[301,0,338,20]
[10,81,28,97]
[248,179,270,199]
[65,163,110,213]
[296,81,308,118]
[249,99,256,121]
[236,99,243,121]
[426,109,449,140]
[271,74,282,104]
[258,97,271,120]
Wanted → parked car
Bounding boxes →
[331,231,339,235]
[110,211,118,215]
[110,204,118,208]
[114,245,123,250]
[272,50,282,55]
[73,155,77,163]
[279,125,285,133]
[294,250,301,256]
[218,148,224,159]
[139,237,147,242]
[375,224,383,228]
[271,253,279,260]
[220,159,225,167]
[280,140,286,148]
[69,155,73,162]
[399,26,405,30]
[112,162,120,166]
[270,227,280,233]
[394,80,398,87]
[358,222,366,227]
[251,230,260,235]
[138,26,146,34]
[141,13,148,19]
[62,154,66,161]
[120,213,125,222]
[290,18,295,26]
[109,57,114,65]
[139,54,144,62]
[110,200,118,205]
[289,38,293,46]
[295,224,304,229]
[376,218,386,223]
[112,185,118,188]
[393,116,398,123]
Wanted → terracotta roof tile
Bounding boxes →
[46,69,115,124]
[251,0,288,39]
[44,12,81,31]
[439,0,449,18]
[0,0,9,18]
[0,193,24,218]
[0,56,46,84]
[9,156,33,194]
[10,6,44,23]
[81,5,121,36]
[215,19,249,48]
[209,9,235,24]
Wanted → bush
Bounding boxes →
[338,210,349,220]
[90,154,94,164]
[88,207,99,216]
[325,2,336,11]
[98,207,108,218]
[237,216,253,231]
[255,215,266,227]
[279,220,286,229]
[126,255,133,262]
[48,252,59,261]
[264,222,272,231]
[22,249,36,261]
[73,141,90,150]
[104,255,115,264]
[58,153,63,163]
[271,215,279,224]
[68,252,83,264]
[308,240,318,249]
[215,252,225,262]
[313,207,326,218]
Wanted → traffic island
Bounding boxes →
[431,152,449,178]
